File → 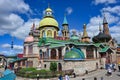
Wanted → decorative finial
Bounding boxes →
[103,10,108,24]
[83,24,86,29]
[48,3,50,8]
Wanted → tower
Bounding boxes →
[103,14,111,36]
[39,5,59,38]
[81,24,90,43]
[62,15,69,38]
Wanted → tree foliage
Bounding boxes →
[50,62,57,72]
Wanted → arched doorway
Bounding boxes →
[47,30,52,37]
[51,49,56,59]
[58,48,62,60]
[86,47,94,59]
[58,63,62,71]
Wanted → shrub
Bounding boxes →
[50,62,57,72]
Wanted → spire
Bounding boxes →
[103,13,108,24]
[99,23,102,32]
[81,24,90,43]
[62,14,68,25]
[48,3,50,8]
[82,24,88,37]
[31,22,35,30]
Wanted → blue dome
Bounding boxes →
[64,48,85,61]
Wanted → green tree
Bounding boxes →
[50,62,57,72]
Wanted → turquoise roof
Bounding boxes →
[64,48,85,61]
[9,57,27,63]
[0,69,16,80]
[62,15,68,25]
[99,46,110,53]
[70,35,79,40]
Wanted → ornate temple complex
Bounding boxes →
[22,6,118,74]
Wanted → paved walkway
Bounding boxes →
[70,69,120,80]
[16,69,120,80]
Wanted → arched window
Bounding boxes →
[44,64,47,68]
[58,63,62,71]
[51,49,56,59]
[47,30,52,37]
[28,45,33,54]
[86,47,94,59]
[39,50,42,59]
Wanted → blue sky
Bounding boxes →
[0,0,120,55]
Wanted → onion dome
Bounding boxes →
[70,30,79,41]
[92,24,111,43]
[64,48,85,61]
[92,32,111,43]
[40,18,58,27]
[46,7,52,12]
[39,7,59,30]
[24,35,34,43]
[70,35,79,40]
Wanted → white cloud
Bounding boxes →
[93,0,117,5]
[0,0,40,39]
[102,6,120,16]
[87,5,120,43]
[12,18,40,39]
[70,29,81,37]
[66,7,73,15]
[1,43,23,50]
[0,0,30,13]
[102,12,119,24]
[87,15,103,38]
[1,44,11,48]
[0,13,24,35]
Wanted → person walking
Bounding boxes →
[58,75,63,80]
[65,74,70,80]
[107,67,112,76]
[118,63,120,71]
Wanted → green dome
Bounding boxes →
[70,35,79,40]
[64,48,85,61]
[64,51,80,59]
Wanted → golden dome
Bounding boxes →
[39,17,58,27]
[46,8,52,12]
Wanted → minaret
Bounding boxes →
[103,14,111,36]
[81,24,90,43]
[62,14,69,38]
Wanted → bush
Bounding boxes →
[17,67,60,78]
[50,62,57,72]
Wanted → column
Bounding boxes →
[56,49,58,59]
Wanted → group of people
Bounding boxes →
[107,63,116,76]
[58,74,70,80]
